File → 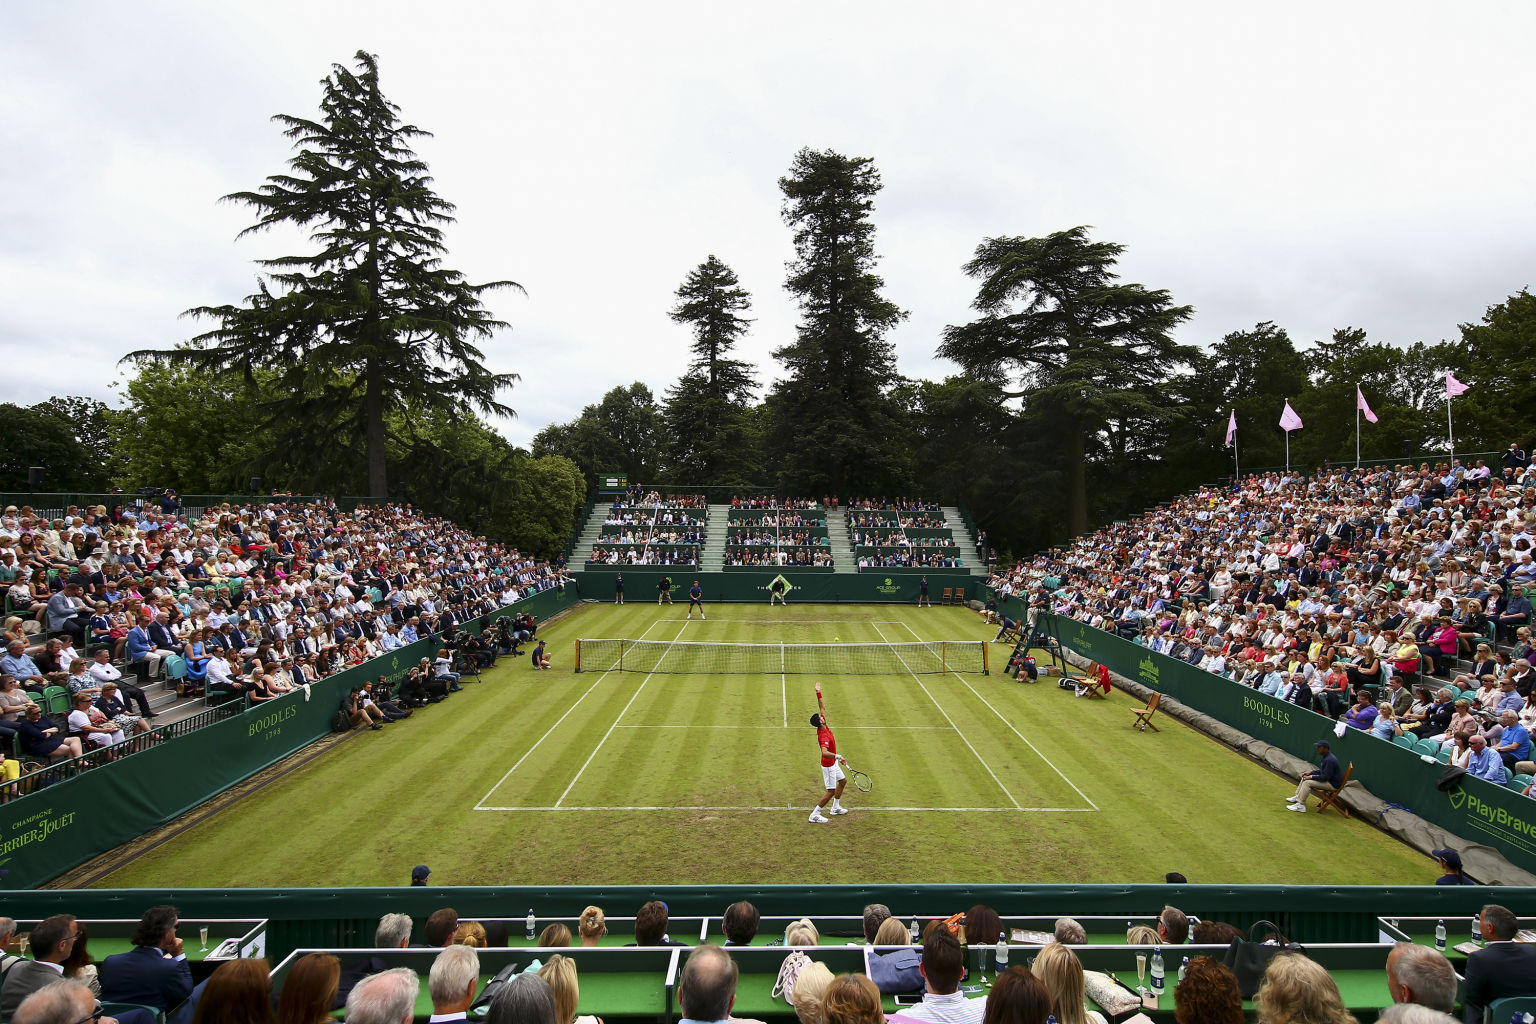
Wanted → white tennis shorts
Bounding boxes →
[821,762,846,790]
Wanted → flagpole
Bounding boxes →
[1447,393,1455,460]
[1233,412,1240,481]
[1284,398,1291,472]
[1356,404,1361,469]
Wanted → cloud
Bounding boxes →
[4,0,1535,451]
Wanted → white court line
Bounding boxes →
[781,643,788,728]
[553,619,690,807]
[474,805,1094,813]
[894,620,1099,812]
[474,616,664,809]
[870,622,1022,810]
[613,724,953,730]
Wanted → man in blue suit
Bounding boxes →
[1462,903,1536,1023]
[100,906,193,1013]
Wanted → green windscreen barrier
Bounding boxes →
[570,570,975,604]
[1037,611,1536,876]
[0,585,580,890]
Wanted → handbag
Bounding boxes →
[1221,920,1305,997]
[771,950,813,1005]
[471,961,524,1016]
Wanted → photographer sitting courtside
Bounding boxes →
[432,650,463,692]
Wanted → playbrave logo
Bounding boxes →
[1456,789,1536,837]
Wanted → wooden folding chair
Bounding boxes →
[1131,691,1161,731]
[940,587,955,606]
[1314,762,1354,817]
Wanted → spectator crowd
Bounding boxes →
[2,898,1520,1024]
[0,497,566,771]
[989,456,1536,788]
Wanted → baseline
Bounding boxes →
[894,620,1098,812]
[473,804,1093,813]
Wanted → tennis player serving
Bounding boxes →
[808,681,849,822]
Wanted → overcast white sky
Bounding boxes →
[3,2,1534,447]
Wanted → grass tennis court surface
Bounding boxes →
[95,604,1431,888]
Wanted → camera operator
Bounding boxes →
[461,628,496,670]
[491,617,517,656]
[433,648,464,692]
[398,662,447,706]
[363,679,411,722]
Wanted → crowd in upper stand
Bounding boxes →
[990,451,1536,784]
[582,492,975,570]
[0,497,567,765]
[589,495,708,567]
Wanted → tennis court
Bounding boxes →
[93,604,1435,889]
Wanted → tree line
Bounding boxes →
[8,51,1535,563]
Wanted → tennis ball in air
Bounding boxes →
[833,636,840,641]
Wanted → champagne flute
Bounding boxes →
[199,927,209,952]
[18,935,29,959]
[1136,953,1148,994]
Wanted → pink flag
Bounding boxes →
[1446,372,1470,397]
[1224,409,1237,448]
[1356,387,1379,424]
[1279,401,1304,432]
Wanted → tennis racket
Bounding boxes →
[843,762,873,792]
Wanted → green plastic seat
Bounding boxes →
[1394,734,1417,750]
[1436,747,1451,763]
[41,685,70,716]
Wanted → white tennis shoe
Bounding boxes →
[830,807,849,815]
[808,812,829,823]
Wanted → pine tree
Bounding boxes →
[769,148,906,494]
[939,227,1195,534]
[662,256,757,483]
[126,51,519,497]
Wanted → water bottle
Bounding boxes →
[910,917,920,943]
[1150,947,1165,992]
[996,931,1009,971]
[1474,916,1482,946]
[1179,956,1189,983]
[526,909,536,941]
[1047,1017,1058,1024]
[1434,919,1446,951]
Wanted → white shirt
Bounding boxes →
[206,658,236,688]
[88,661,122,683]
[896,991,988,1024]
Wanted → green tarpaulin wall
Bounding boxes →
[0,883,1527,966]
[568,571,977,603]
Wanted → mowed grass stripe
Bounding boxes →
[91,602,1439,888]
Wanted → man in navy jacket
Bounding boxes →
[1462,903,1536,1023]
[100,906,193,1013]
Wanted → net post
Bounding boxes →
[982,641,989,675]
[942,641,948,674]
[574,639,582,673]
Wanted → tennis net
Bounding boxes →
[574,639,988,675]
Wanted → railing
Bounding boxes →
[559,497,598,567]
[9,699,246,796]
